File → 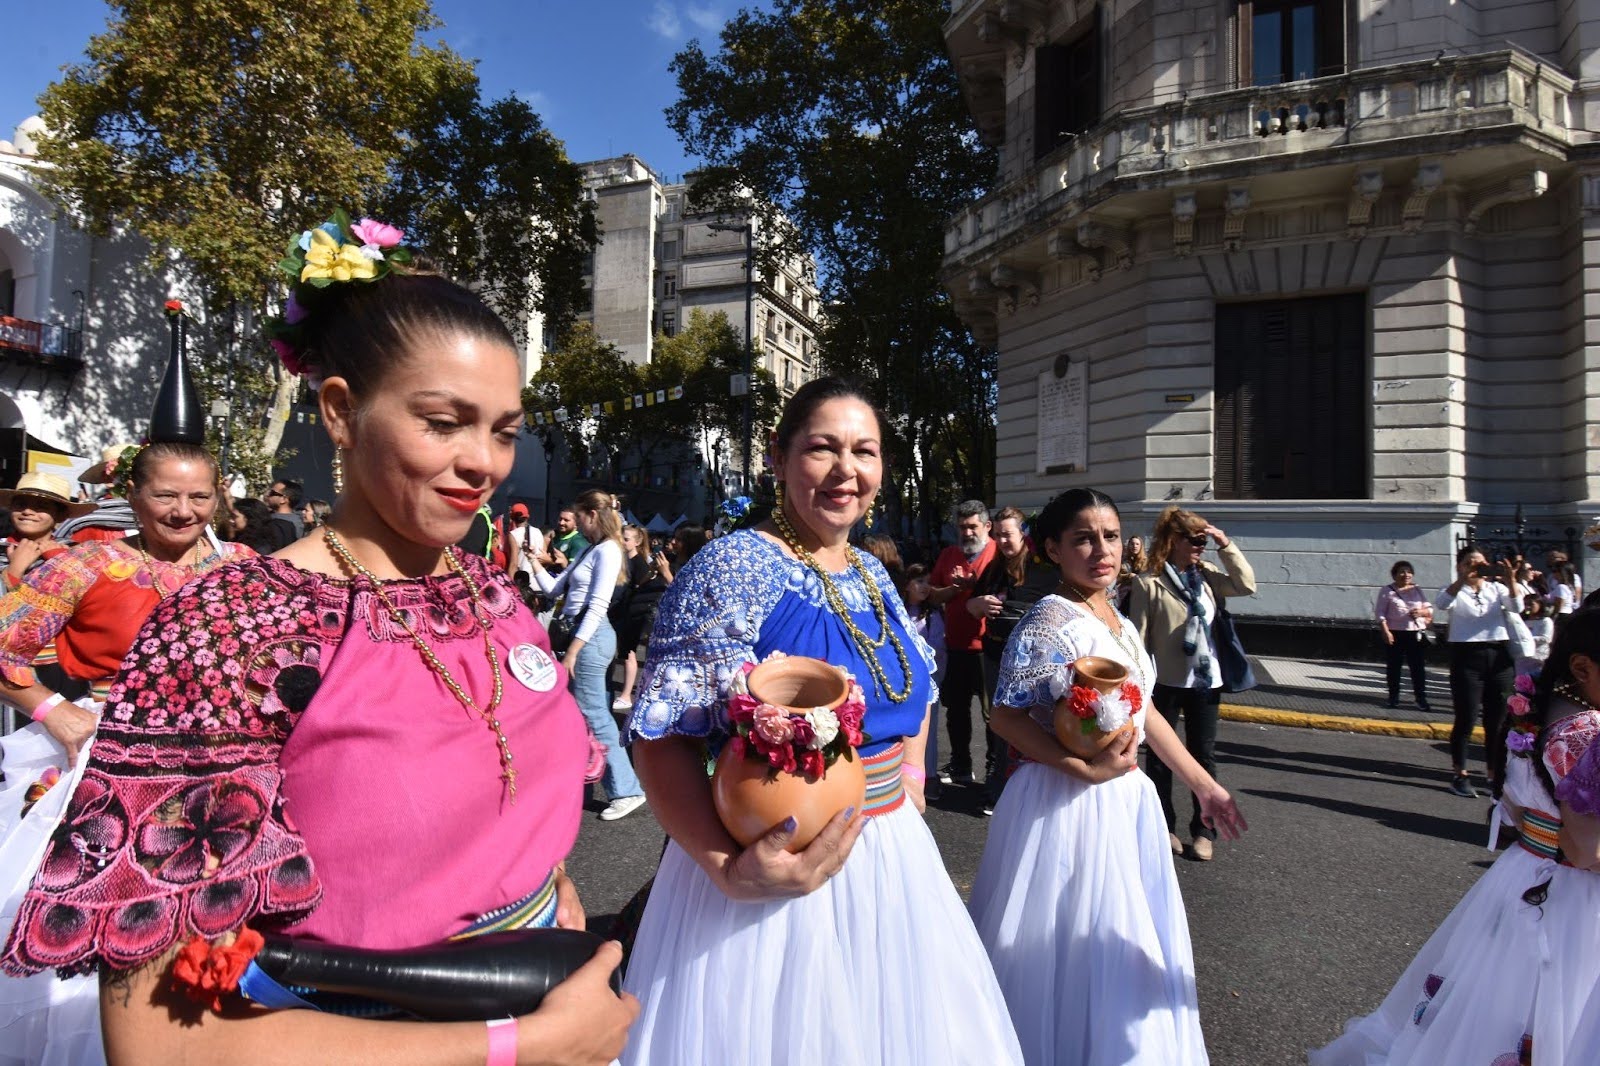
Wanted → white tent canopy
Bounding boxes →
[645,513,674,534]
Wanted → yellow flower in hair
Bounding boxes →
[300,228,378,283]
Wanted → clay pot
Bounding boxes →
[1053,655,1137,760]
[712,656,866,853]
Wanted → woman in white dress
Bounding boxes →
[622,377,1023,1066]
[1312,606,1600,1065]
[968,488,1248,1066]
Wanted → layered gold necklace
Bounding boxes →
[772,506,912,702]
[323,528,518,803]
[1058,579,1149,691]
[134,535,214,599]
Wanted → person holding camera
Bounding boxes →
[1375,561,1433,711]
[1434,544,1525,798]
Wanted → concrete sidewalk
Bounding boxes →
[1220,654,1479,740]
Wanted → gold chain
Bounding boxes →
[323,528,517,803]
[135,536,213,598]
[771,505,912,702]
[1058,580,1149,692]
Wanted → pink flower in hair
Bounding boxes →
[271,338,308,377]
[350,218,405,249]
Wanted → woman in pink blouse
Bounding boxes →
[1,222,636,1065]
[1375,560,1434,712]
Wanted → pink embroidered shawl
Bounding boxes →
[1,553,587,976]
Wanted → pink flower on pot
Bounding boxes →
[752,703,796,748]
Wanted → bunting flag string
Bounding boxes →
[527,383,687,428]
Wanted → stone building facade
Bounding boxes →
[943,0,1599,626]
[0,117,191,485]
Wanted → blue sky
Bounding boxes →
[1,1,765,180]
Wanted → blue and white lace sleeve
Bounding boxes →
[993,599,1082,714]
[628,532,783,741]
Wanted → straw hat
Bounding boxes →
[79,443,137,485]
[0,472,98,518]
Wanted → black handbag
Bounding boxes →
[1212,604,1258,693]
[547,612,577,656]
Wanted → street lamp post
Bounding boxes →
[708,220,754,489]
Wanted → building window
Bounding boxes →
[1241,1,1344,85]
[663,273,677,297]
[784,360,796,391]
[661,312,676,337]
[1214,293,1366,500]
[662,239,679,261]
[1034,10,1101,160]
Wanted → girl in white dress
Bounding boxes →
[1312,607,1600,1065]
[969,488,1248,1066]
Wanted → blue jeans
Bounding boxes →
[570,620,641,800]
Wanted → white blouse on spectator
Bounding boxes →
[1434,581,1511,644]
[532,537,623,643]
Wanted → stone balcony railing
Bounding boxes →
[944,50,1575,263]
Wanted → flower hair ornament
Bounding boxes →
[265,209,413,380]
[1505,665,1541,754]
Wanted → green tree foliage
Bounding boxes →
[376,92,599,346]
[666,0,998,533]
[31,1,595,479]
[524,311,777,500]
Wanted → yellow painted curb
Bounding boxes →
[1219,703,1485,744]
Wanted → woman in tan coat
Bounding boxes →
[1127,506,1256,861]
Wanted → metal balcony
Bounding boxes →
[0,316,84,375]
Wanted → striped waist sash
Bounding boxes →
[862,743,906,818]
[88,680,113,702]
[1518,808,1573,866]
[453,871,560,938]
[241,870,560,1016]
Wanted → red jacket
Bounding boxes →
[932,541,997,652]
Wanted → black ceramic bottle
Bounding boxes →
[251,928,614,1021]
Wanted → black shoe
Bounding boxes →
[1416,700,1433,712]
[936,765,955,786]
[1383,699,1400,709]
[1449,776,1478,798]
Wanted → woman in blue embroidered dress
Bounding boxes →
[1313,607,1600,1065]
[622,378,1023,1066]
[967,488,1247,1066]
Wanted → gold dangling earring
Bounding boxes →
[863,499,875,528]
[774,481,786,513]
[331,449,345,495]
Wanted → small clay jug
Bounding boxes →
[712,656,867,853]
[1053,655,1137,760]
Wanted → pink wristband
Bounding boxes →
[31,692,65,723]
[485,1017,517,1066]
[901,764,927,784]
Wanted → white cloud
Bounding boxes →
[646,1,682,38]
[646,2,722,40]
[685,4,722,33]
[515,89,552,116]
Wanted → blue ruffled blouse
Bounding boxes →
[629,529,937,755]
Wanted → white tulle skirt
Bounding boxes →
[621,803,1024,1066]
[1309,846,1600,1066]
[0,719,103,1066]
[968,762,1207,1066]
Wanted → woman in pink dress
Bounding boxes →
[1,217,636,1065]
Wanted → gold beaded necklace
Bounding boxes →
[134,535,214,599]
[771,505,912,702]
[1058,579,1150,691]
[323,528,518,803]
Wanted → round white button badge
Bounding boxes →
[508,643,559,692]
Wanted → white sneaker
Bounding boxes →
[611,697,633,711]
[600,795,647,821]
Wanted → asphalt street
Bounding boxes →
[565,721,1498,1065]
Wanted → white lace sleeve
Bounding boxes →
[993,599,1083,715]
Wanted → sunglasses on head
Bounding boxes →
[1186,533,1208,547]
